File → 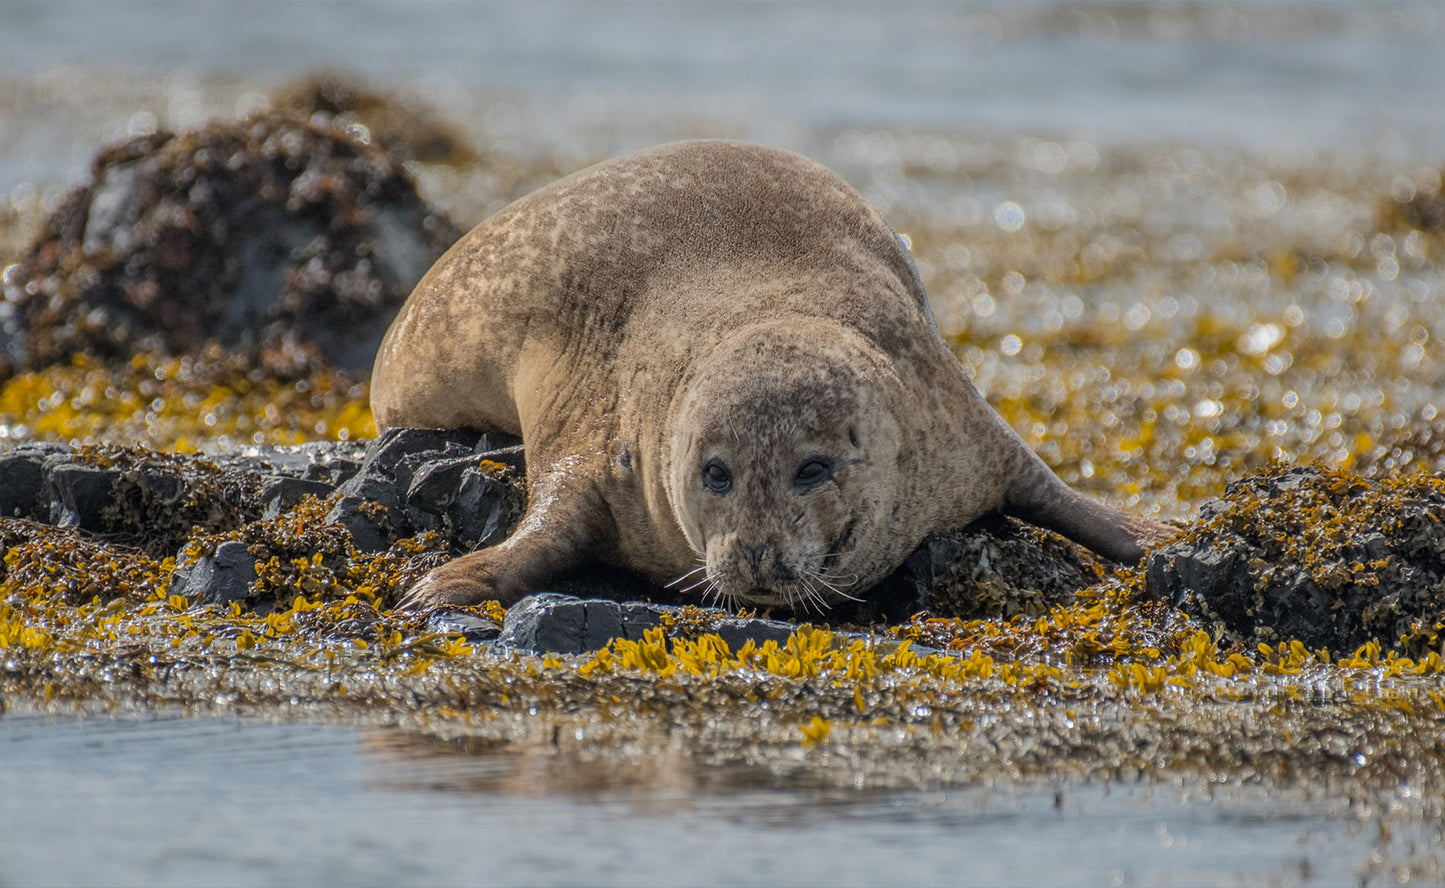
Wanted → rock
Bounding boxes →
[0,449,52,519]
[259,476,337,519]
[911,515,1104,621]
[173,540,259,607]
[496,593,847,655]
[272,71,480,167]
[425,608,501,643]
[1145,464,1445,654]
[1,113,461,376]
[405,457,519,548]
[45,464,119,531]
[326,428,523,552]
[203,441,367,487]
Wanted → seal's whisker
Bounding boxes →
[665,564,709,588]
[678,576,716,596]
[798,579,830,615]
[809,571,865,603]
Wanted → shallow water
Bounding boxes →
[0,711,1426,888]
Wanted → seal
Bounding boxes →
[373,140,1172,612]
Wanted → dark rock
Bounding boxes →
[273,71,481,167]
[500,594,591,654]
[365,427,486,480]
[204,441,367,487]
[707,614,804,651]
[425,608,501,642]
[1144,464,1445,654]
[2,113,460,376]
[326,428,523,551]
[497,593,863,655]
[912,515,1104,621]
[260,476,337,519]
[0,450,50,519]
[406,459,520,549]
[173,540,259,606]
[474,441,525,469]
[328,495,395,553]
[45,464,119,531]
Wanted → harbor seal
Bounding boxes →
[373,140,1171,612]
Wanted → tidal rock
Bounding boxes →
[497,593,817,655]
[326,427,523,552]
[260,476,338,519]
[45,463,120,531]
[1145,465,1445,654]
[172,540,259,607]
[426,608,502,643]
[0,448,54,519]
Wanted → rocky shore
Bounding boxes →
[2,77,1445,847]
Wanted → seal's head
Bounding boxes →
[667,321,910,611]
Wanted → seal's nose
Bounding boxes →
[741,544,766,568]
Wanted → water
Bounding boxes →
[0,712,1416,887]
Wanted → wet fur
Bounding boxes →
[372,140,1172,611]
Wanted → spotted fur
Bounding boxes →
[373,140,1171,611]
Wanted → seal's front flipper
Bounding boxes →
[1002,456,1175,564]
[395,468,614,611]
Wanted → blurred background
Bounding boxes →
[3,1,1444,194]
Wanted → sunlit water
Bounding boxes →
[0,712,1417,887]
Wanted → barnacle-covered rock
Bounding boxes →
[1145,464,1445,655]
[1,112,460,376]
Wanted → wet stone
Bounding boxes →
[260,476,337,520]
[0,451,51,520]
[326,428,523,552]
[45,464,120,531]
[496,593,878,656]
[173,540,259,607]
[425,608,502,643]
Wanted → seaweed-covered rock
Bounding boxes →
[1,113,460,375]
[1145,464,1445,655]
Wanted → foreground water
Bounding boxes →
[0,711,1428,888]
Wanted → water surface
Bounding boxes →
[0,712,1422,887]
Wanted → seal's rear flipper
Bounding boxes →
[1002,457,1175,564]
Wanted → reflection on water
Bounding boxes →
[1,712,1436,887]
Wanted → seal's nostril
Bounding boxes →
[742,544,766,568]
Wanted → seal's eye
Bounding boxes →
[794,457,834,489]
[701,458,732,494]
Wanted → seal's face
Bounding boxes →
[667,327,905,612]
